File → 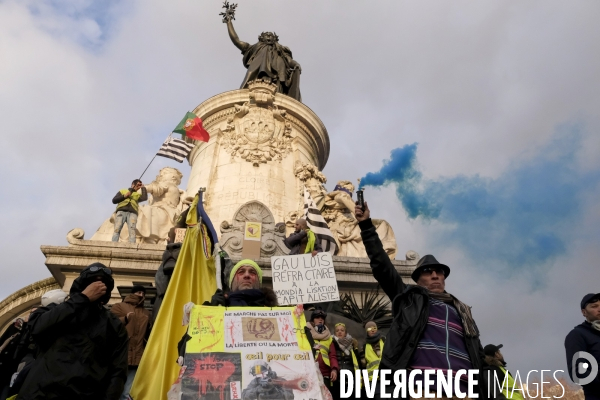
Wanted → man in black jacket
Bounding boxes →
[17,263,128,400]
[355,203,486,399]
[565,293,600,400]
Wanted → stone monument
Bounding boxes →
[0,4,419,334]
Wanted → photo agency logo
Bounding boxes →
[571,351,599,385]
[339,368,584,399]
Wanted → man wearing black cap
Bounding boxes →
[355,203,485,399]
[484,344,524,400]
[18,263,128,400]
[565,293,600,400]
[110,285,152,400]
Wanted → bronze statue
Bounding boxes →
[220,2,302,102]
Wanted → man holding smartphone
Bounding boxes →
[111,179,148,243]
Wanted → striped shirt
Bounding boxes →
[409,298,473,393]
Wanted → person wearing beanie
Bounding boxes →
[304,308,339,399]
[565,293,600,400]
[18,263,128,400]
[363,321,386,383]
[355,203,485,399]
[110,285,152,400]
[332,322,361,400]
[178,259,278,365]
[205,259,277,307]
[483,344,524,400]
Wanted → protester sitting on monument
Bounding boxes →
[112,179,148,243]
[110,285,152,400]
[284,218,322,255]
[355,202,486,399]
[565,293,600,400]
[483,344,524,400]
[304,308,339,399]
[332,322,361,400]
[17,263,128,400]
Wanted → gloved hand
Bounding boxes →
[209,289,226,306]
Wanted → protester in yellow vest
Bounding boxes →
[111,179,147,243]
[333,322,361,398]
[363,321,385,383]
[484,344,525,400]
[305,308,339,398]
[284,218,323,255]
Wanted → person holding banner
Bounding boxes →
[333,322,361,400]
[284,218,323,256]
[305,308,339,399]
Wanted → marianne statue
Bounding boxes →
[221,2,302,102]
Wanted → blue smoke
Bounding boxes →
[360,126,599,275]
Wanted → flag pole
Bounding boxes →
[139,133,173,180]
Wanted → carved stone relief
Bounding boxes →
[220,200,289,258]
[221,80,294,167]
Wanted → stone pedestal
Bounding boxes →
[184,80,329,229]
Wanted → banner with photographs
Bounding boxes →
[177,305,324,400]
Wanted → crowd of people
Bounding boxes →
[0,185,597,400]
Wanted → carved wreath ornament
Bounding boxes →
[222,103,293,166]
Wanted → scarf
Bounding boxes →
[306,322,331,341]
[334,334,354,355]
[366,332,383,356]
[428,291,478,337]
[304,230,316,254]
[228,289,266,306]
[592,320,600,332]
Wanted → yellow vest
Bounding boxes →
[314,336,333,367]
[500,366,525,400]
[365,339,384,381]
[116,189,141,212]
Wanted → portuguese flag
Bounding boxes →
[173,112,210,142]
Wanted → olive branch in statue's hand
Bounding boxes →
[220,1,237,23]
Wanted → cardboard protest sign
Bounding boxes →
[178,305,323,400]
[271,253,340,306]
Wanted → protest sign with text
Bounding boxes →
[175,305,324,400]
[271,252,340,306]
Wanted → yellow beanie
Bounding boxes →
[229,259,263,288]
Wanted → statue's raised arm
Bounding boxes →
[220,2,248,51]
[219,2,302,102]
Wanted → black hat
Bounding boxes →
[484,344,503,356]
[131,285,147,294]
[310,307,327,321]
[411,255,451,282]
[580,293,600,309]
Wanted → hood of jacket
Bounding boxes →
[70,263,114,304]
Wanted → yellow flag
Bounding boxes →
[130,194,217,400]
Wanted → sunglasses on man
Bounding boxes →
[420,267,445,276]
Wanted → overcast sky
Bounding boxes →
[1,0,599,382]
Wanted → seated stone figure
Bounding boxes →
[91,167,189,244]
